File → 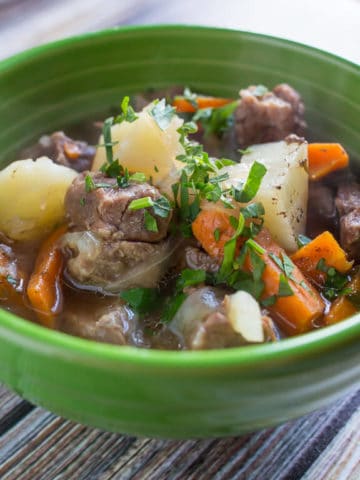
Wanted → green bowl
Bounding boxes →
[0,25,360,439]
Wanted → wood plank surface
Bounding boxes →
[0,386,358,479]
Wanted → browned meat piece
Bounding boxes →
[336,183,360,216]
[335,183,360,260]
[63,172,175,292]
[62,231,177,292]
[339,208,360,260]
[65,172,172,243]
[184,246,220,273]
[307,183,338,237]
[59,294,148,347]
[22,132,95,172]
[234,83,306,147]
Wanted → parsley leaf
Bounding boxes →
[316,258,351,300]
[253,85,269,97]
[193,100,239,137]
[232,161,267,203]
[153,196,172,218]
[176,269,207,291]
[161,292,187,323]
[297,234,311,248]
[278,274,294,297]
[102,117,114,164]
[144,211,158,232]
[150,99,176,130]
[85,174,96,192]
[120,288,160,314]
[114,96,138,124]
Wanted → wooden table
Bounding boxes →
[0,1,360,478]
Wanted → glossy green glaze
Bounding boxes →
[0,26,359,438]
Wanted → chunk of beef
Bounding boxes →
[336,183,360,260]
[62,231,177,293]
[235,83,306,148]
[184,246,220,273]
[307,183,338,237]
[339,209,360,260]
[65,172,172,243]
[22,132,95,172]
[59,294,148,346]
[336,183,360,216]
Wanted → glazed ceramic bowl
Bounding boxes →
[0,26,359,439]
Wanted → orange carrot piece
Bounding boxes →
[27,225,67,328]
[308,143,349,181]
[173,96,233,113]
[192,211,325,335]
[254,229,325,335]
[191,209,239,258]
[324,296,357,326]
[291,231,353,284]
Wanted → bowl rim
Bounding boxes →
[1,24,360,369]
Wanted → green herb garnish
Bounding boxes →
[297,234,312,248]
[114,96,138,124]
[193,100,239,137]
[120,287,160,314]
[316,258,351,300]
[6,275,17,287]
[84,174,96,192]
[278,274,294,297]
[144,210,158,232]
[150,99,176,130]
[253,85,269,97]
[232,161,267,203]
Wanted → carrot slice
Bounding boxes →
[191,209,238,258]
[173,96,233,113]
[308,143,349,181]
[254,229,325,335]
[324,296,357,326]
[192,210,325,335]
[27,225,67,328]
[291,231,353,284]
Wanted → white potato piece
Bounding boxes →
[0,156,77,241]
[92,103,185,185]
[224,290,264,343]
[222,140,308,252]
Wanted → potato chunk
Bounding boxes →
[223,139,308,252]
[92,103,184,184]
[0,157,77,240]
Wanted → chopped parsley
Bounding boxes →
[176,268,207,291]
[297,234,311,248]
[6,275,17,287]
[316,258,351,300]
[192,100,239,137]
[84,174,96,192]
[102,117,115,164]
[252,85,269,97]
[114,96,138,124]
[214,228,221,242]
[161,292,187,323]
[120,287,160,314]
[232,161,267,203]
[238,147,252,155]
[150,99,176,130]
[144,211,158,232]
[278,273,294,297]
